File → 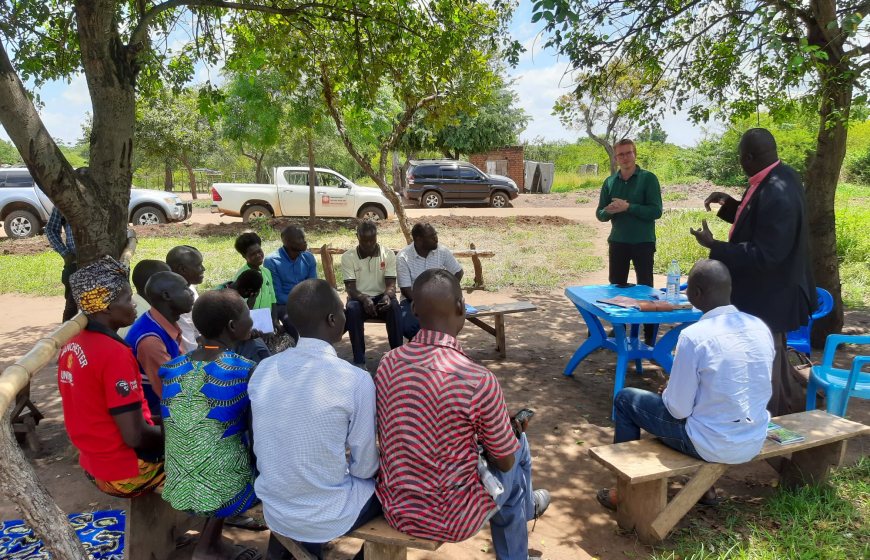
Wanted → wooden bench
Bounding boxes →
[272,516,442,560]
[313,244,537,357]
[126,489,203,560]
[589,410,870,543]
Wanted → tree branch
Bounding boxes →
[0,39,80,208]
[131,0,334,46]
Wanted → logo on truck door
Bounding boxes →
[321,195,347,206]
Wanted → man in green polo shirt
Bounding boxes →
[341,220,403,369]
[596,138,663,343]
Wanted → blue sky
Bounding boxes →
[1,1,715,148]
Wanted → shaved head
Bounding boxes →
[287,279,345,341]
[144,271,188,301]
[412,269,464,335]
[687,259,732,312]
[739,128,779,176]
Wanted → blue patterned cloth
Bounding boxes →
[159,351,258,517]
[0,510,125,559]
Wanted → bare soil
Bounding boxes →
[0,190,867,559]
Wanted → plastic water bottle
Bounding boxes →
[666,260,681,302]
[477,448,504,499]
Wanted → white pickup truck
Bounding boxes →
[210,166,395,223]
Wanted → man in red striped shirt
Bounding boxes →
[375,269,550,560]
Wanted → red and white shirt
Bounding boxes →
[57,321,153,481]
[375,329,519,542]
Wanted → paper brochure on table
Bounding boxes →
[250,308,274,333]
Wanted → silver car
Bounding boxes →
[0,168,192,238]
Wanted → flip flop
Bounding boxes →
[697,494,725,507]
[225,514,268,531]
[231,545,263,560]
[596,488,617,511]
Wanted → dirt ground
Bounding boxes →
[0,192,867,560]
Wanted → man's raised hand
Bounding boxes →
[703,192,735,211]
[690,219,715,248]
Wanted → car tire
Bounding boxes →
[490,191,510,208]
[3,209,40,238]
[422,191,443,209]
[242,205,273,223]
[357,205,386,221]
[131,206,167,225]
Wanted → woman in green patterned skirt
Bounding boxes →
[159,289,261,560]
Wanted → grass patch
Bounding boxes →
[652,458,870,560]
[663,191,689,202]
[0,221,603,296]
[654,209,730,274]
[551,171,605,193]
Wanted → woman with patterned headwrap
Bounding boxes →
[56,256,165,498]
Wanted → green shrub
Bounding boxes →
[843,147,870,185]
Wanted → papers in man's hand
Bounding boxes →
[250,308,274,334]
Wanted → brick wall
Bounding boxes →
[469,146,525,192]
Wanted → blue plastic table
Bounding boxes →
[564,285,703,411]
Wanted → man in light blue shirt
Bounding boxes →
[250,279,379,559]
[597,259,774,510]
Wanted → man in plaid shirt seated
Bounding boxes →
[375,269,550,560]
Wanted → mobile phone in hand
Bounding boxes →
[513,408,535,425]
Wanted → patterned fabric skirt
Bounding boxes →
[88,459,165,498]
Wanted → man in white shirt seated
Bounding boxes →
[597,259,774,510]
[396,222,463,340]
[250,279,380,559]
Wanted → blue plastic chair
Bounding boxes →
[806,334,870,416]
[786,288,834,355]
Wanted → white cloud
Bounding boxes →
[509,62,578,142]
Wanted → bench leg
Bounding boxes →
[363,541,408,560]
[494,313,506,358]
[781,440,847,488]
[616,478,667,544]
[272,533,318,560]
[650,463,728,541]
[127,492,178,560]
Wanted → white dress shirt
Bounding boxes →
[176,285,199,352]
[662,305,774,464]
[250,337,378,542]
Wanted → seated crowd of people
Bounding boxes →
[55,212,777,560]
[56,220,551,560]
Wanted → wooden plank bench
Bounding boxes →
[126,489,203,560]
[272,516,442,560]
[589,410,870,543]
[313,244,537,357]
[467,301,537,358]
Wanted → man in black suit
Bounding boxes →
[690,128,815,416]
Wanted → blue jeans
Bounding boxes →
[613,387,702,459]
[486,434,535,560]
[400,299,420,340]
[267,493,382,560]
[345,295,402,364]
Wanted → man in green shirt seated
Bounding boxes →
[596,138,663,344]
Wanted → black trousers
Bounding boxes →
[608,241,655,342]
[61,261,78,322]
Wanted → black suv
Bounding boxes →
[405,160,519,208]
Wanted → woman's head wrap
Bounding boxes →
[69,256,130,315]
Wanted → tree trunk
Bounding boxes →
[179,153,198,200]
[164,160,174,192]
[255,155,267,184]
[0,412,87,559]
[804,70,850,346]
[391,151,403,195]
[307,129,316,224]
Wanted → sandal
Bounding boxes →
[231,545,263,560]
[225,514,268,531]
[596,488,617,511]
